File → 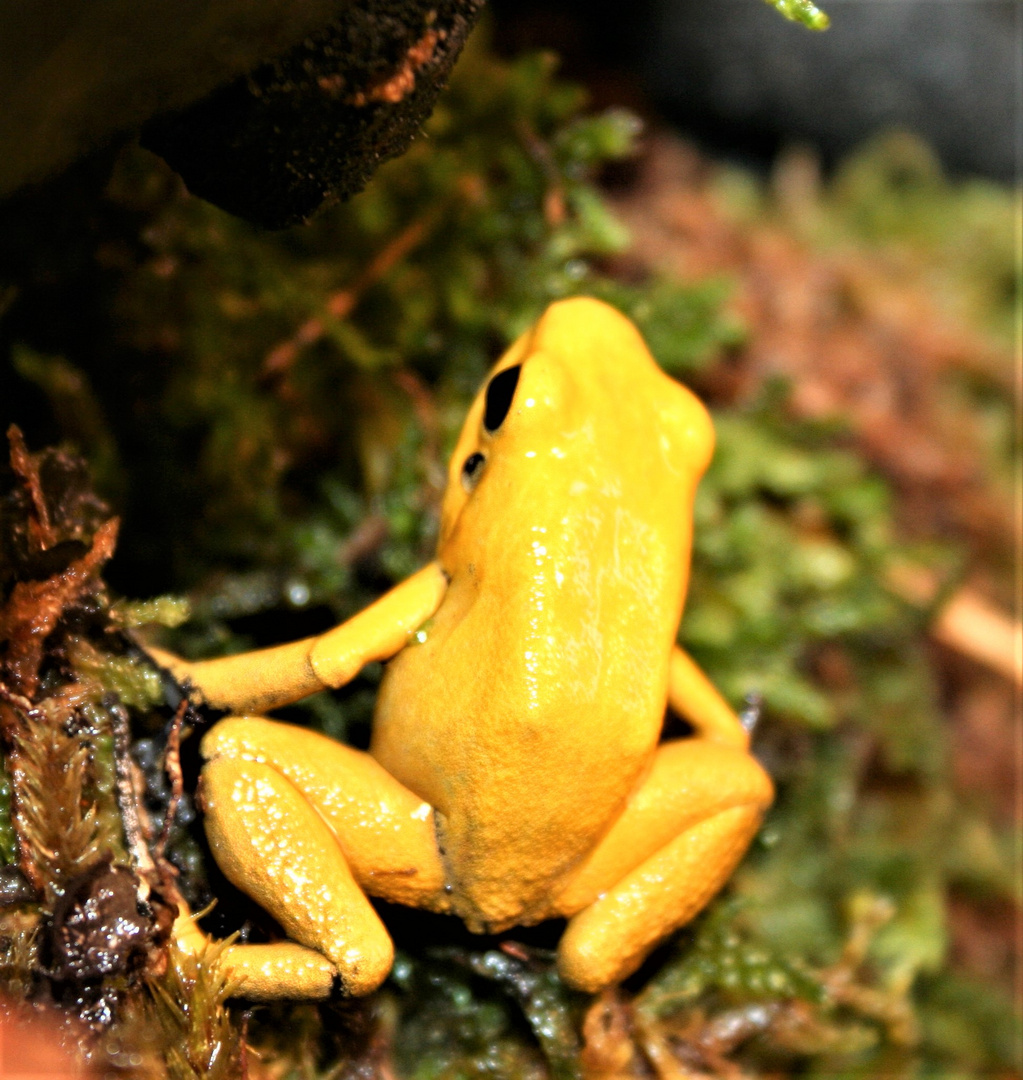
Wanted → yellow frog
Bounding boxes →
[156,297,774,1000]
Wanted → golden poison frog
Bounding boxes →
[155,298,774,999]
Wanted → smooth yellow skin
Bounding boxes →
[161,298,773,1000]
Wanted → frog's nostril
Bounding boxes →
[461,451,486,491]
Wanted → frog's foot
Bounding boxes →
[198,716,449,998]
[219,942,338,1000]
[173,909,337,1000]
[552,738,774,993]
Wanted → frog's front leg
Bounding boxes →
[666,645,753,750]
[197,717,450,999]
[552,702,773,992]
[157,563,449,999]
[149,562,447,714]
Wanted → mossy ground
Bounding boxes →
[0,29,1018,1080]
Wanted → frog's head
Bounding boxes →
[437,297,714,563]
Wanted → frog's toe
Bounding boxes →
[172,912,340,1000]
[219,941,338,1000]
[324,929,395,996]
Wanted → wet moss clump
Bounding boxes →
[1,30,1018,1080]
[0,430,244,1073]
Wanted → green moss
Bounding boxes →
[683,404,940,746]
[70,643,167,711]
[638,903,825,1017]
[386,950,581,1080]
[112,596,191,629]
[141,939,244,1080]
[0,760,16,865]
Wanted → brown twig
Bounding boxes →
[6,425,56,550]
[0,516,119,701]
[336,514,390,568]
[633,1010,711,1080]
[886,563,1022,685]
[391,367,447,497]
[580,991,635,1078]
[109,698,152,881]
[515,119,566,227]
[154,699,189,864]
[239,1011,251,1080]
[262,211,441,383]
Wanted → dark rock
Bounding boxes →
[0,0,355,199]
[48,862,151,983]
[142,0,486,228]
[0,865,37,906]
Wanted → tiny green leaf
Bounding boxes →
[765,0,831,30]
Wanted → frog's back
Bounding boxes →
[372,299,715,930]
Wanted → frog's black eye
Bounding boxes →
[483,365,521,433]
[461,451,486,492]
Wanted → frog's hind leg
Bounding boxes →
[195,716,449,999]
[552,739,773,993]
